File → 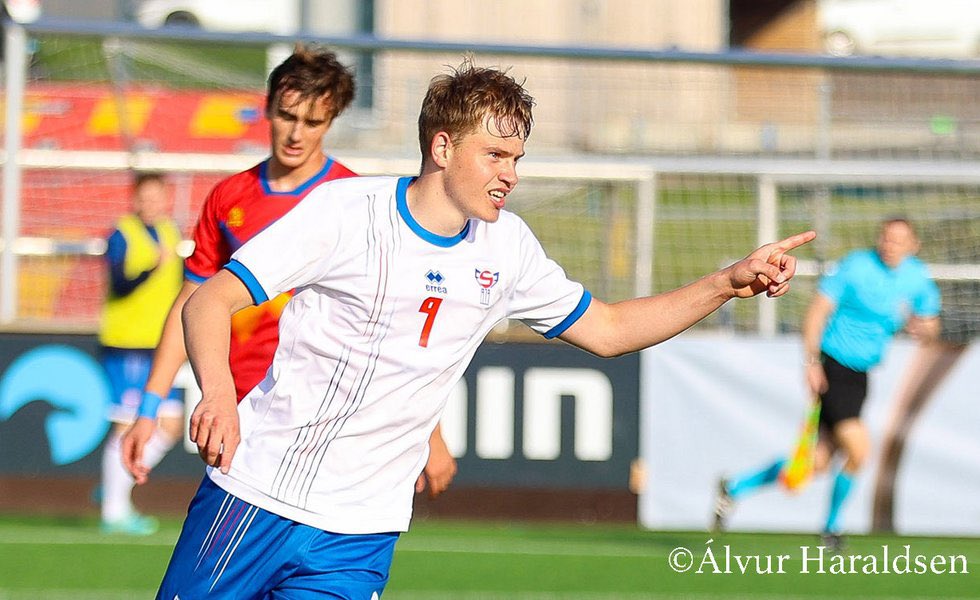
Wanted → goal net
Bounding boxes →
[4,25,978,343]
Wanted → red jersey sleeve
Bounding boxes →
[184,185,229,283]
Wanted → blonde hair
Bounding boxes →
[418,58,534,159]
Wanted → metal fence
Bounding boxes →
[2,19,978,339]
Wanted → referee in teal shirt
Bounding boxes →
[715,218,941,551]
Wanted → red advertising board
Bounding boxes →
[20,83,269,153]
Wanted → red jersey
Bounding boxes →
[184,157,357,401]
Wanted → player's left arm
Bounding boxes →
[560,231,815,357]
[416,423,457,499]
[182,269,254,473]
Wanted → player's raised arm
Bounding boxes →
[559,231,816,357]
[726,230,815,298]
[181,269,254,473]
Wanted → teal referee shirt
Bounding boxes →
[819,249,941,372]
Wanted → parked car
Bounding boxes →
[819,0,980,58]
[135,0,295,33]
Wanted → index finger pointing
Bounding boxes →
[774,230,816,253]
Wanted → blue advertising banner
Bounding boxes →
[0,335,640,490]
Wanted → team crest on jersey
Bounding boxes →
[425,270,448,294]
[228,206,245,228]
[474,269,499,306]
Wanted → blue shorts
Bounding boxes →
[101,347,182,423]
[158,477,399,600]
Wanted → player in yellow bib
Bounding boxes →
[98,172,184,535]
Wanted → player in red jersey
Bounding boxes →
[182,156,357,402]
[121,44,457,498]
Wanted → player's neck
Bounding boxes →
[406,172,468,237]
[266,154,327,192]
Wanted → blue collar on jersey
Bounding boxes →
[396,176,471,248]
[259,157,335,196]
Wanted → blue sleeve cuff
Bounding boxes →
[543,290,592,339]
[137,391,163,420]
[183,267,208,284]
[224,259,269,304]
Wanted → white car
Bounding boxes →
[819,0,980,58]
[135,0,296,34]
[3,0,41,23]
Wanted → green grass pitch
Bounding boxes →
[1,514,978,599]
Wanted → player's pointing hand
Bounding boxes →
[727,230,816,299]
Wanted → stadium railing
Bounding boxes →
[2,18,978,340]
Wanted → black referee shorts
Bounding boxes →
[818,353,868,429]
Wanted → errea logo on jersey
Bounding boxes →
[474,269,499,306]
[425,270,448,294]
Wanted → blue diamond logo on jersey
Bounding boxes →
[475,269,499,306]
[425,270,448,294]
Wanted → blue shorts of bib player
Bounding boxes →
[101,347,183,423]
[157,477,398,599]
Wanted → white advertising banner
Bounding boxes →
[639,334,980,536]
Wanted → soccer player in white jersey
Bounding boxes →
[158,60,815,599]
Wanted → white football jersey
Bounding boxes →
[209,175,590,533]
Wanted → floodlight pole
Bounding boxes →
[299,0,311,33]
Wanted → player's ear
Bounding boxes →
[430,131,452,169]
